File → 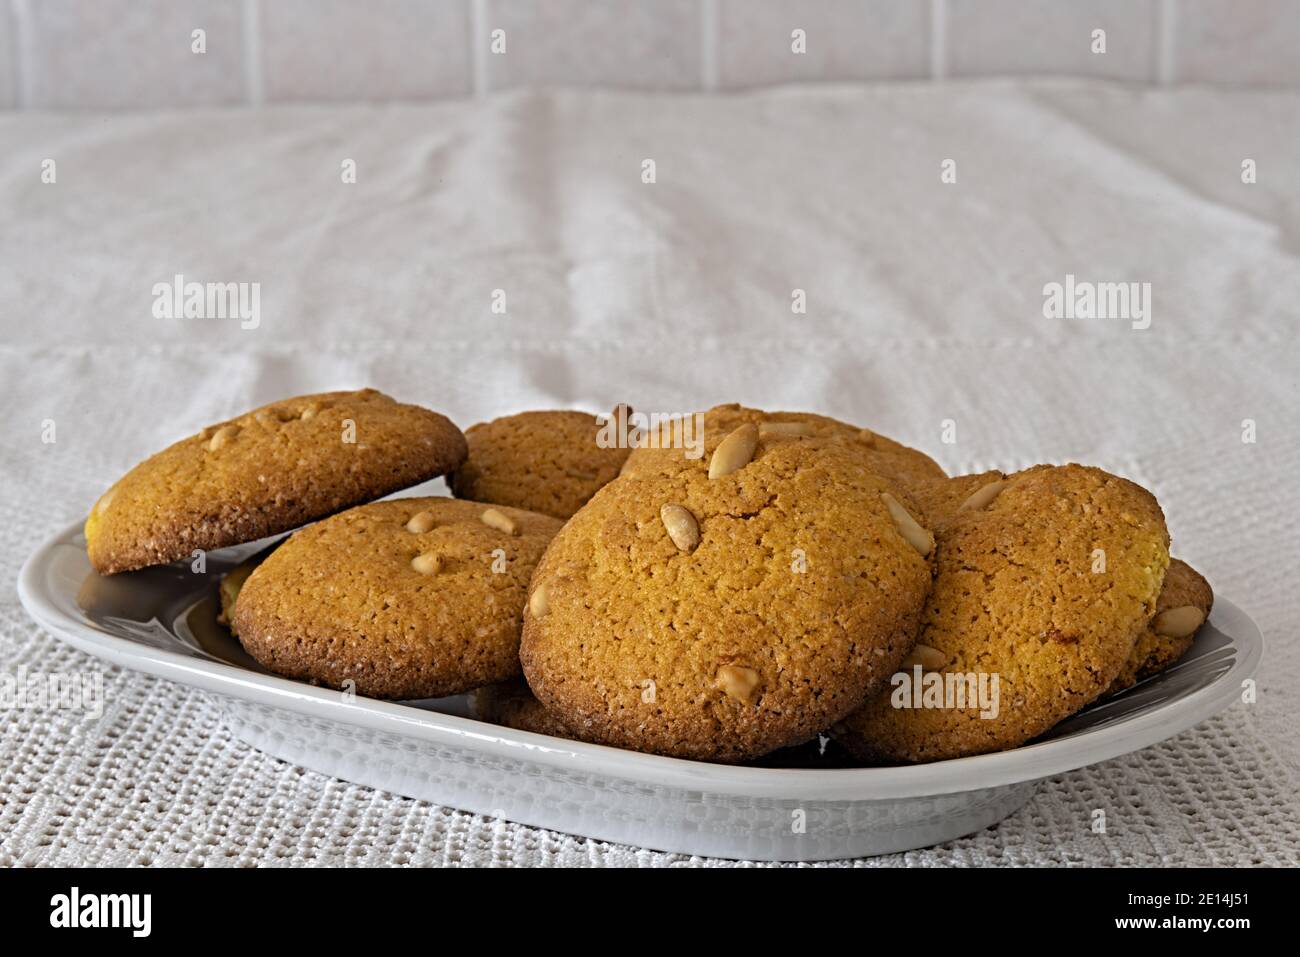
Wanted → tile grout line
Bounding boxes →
[11,0,32,108]
[242,0,263,106]
[700,0,718,92]
[930,0,948,80]
[1156,0,1177,85]
[470,0,488,98]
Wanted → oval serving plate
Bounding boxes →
[19,519,1261,861]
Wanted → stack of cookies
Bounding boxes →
[86,391,1212,765]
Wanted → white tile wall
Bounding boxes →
[718,0,930,88]
[1175,0,1300,87]
[261,0,471,102]
[1,0,1296,109]
[481,0,703,91]
[0,0,15,107]
[947,0,1158,82]
[19,0,246,109]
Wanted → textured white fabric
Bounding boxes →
[1,80,1298,867]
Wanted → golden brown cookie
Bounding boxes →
[622,403,946,495]
[86,389,467,574]
[233,498,563,700]
[519,413,936,763]
[836,464,1170,764]
[1105,558,1213,695]
[449,410,633,519]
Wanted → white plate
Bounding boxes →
[19,520,1261,861]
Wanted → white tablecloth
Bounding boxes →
[2,79,1297,866]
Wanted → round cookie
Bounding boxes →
[1105,558,1212,695]
[621,403,946,494]
[836,464,1170,764]
[449,409,633,519]
[86,389,468,574]
[519,416,936,763]
[233,498,563,700]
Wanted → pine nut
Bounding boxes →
[881,492,934,557]
[959,479,1006,512]
[481,508,519,535]
[405,510,435,534]
[529,582,550,618]
[208,425,240,452]
[714,664,761,703]
[1153,605,1205,639]
[902,643,946,671]
[660,504,700,552]
[708,423,759,478]
[411,552,442,575]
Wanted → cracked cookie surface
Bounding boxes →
[520,409,935,763]
[836,464,1170,763]
[86,389,467,574]
[450,410,632,519]
[234,497,562,699]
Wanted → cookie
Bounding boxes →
[621,403,946,494]
[1105,558,1212,695]
[233,498,563,699]
[86,389,468,574]
[836,464,1169,763]
[519,413,935,763]
[449,409,633,519]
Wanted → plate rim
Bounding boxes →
[18,518,1263,803]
